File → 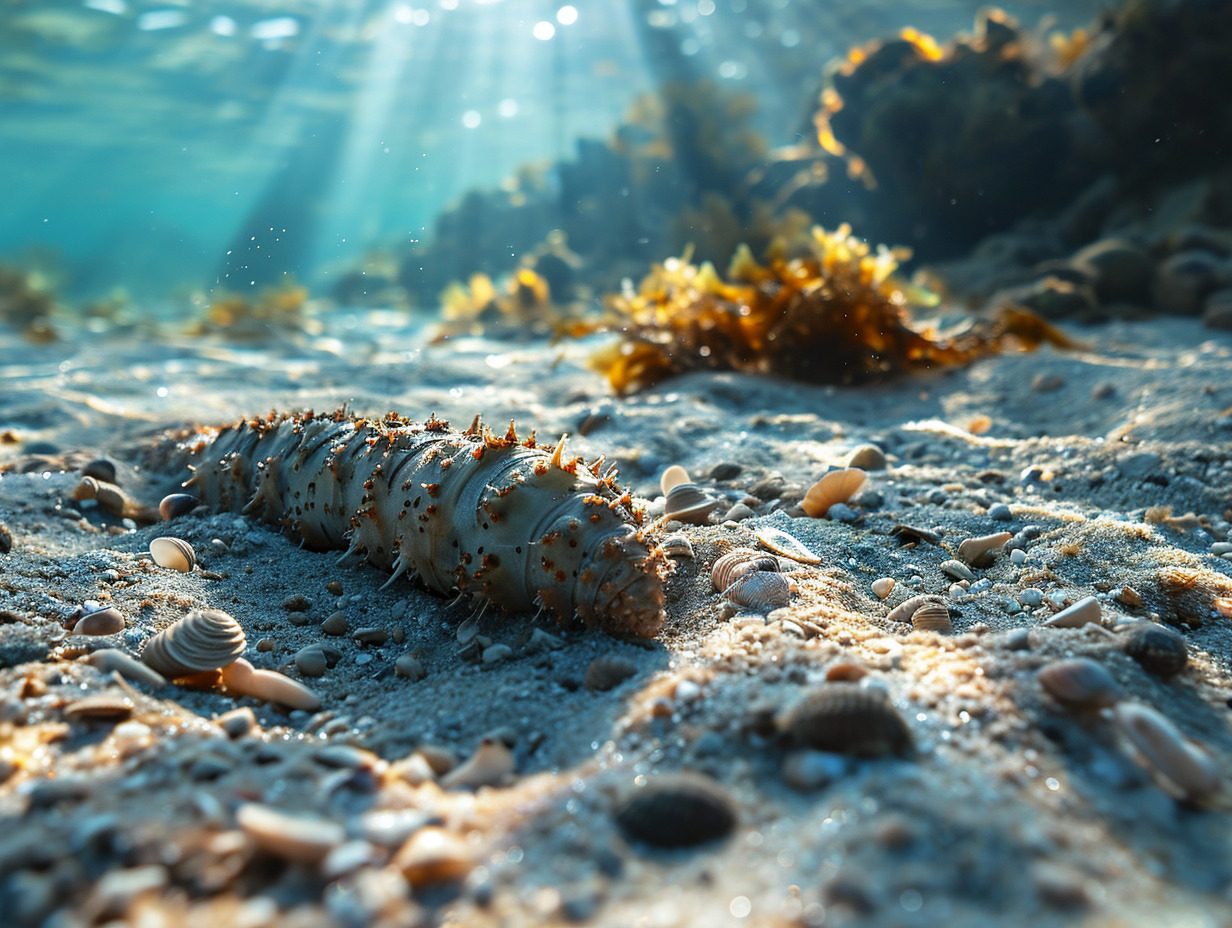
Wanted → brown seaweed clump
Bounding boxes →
[434,267,571,341]
[0,264,57,342]
[580,223,1072,393]
[192,283,317,338]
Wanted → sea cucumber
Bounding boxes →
[160,410,669,637]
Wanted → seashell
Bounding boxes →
[158,493,199,521]
[149,537,197,573]
[711,548,777,592]
[778,683,913,757]
[891,524,941,547]
[723,571,792,611]
[801,467,866,518]
[141,608,247,680]
[440,737,515,790]
[824,660,869,683]
[1114,702,1221,803]
[754,526,822,565]
[82,459,118,484]
[86,649,167,688]
[870,577,895,599]
[395,654,427,681]
[220,658,322,711]
[236,803,345,864]
[659,532,694,558]
[910,601,953,634]
[65,693,134,723]
[613,772,737,849]
[585,656,638,692]
[845,444,886,470]
[1122,623,1188,677]
[956,532,1013,567]
[939,559,976,582]
[1042,595,1101,628]
[1037,658,1122,707]
[664,482,718,524]
[1213,596,1232,619]
[886,594,946,625]
[393,826,474,886]
[75,606,125,636]
[659,464,691,497]
[72,476,159,523]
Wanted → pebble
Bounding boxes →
[482,644,513,664]
[827,503,859,523]
[321,612,348,636]
[845,444,887,470]
[215,706,258,739]
[940,559,976,582]
[393,827,474,886]
[75,607,125,636]
[1123,623,1188,677]
[295,647,328,678]
[870,577,895,599]
[281,595,312,613]
[352,627,388,646]
[1018,588,1045,607]
[1010,548,1028,566]
[782,750,849,791]
[395,655,427,681]
[988,503,1012,521]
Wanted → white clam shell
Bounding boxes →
[754,526,822,565]
[149,536,197,572]
[1042,595,1102,628]
[1114,701,1221,803]
[236,803,345,864]
[439,738,515,790]
[141,608,247,679]
[664,482,718,524]
[659,464,691,497]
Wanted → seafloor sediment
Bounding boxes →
[1,313,1231,927]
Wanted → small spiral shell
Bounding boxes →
[141,608,247,680]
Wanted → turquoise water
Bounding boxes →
[1,0,1102,303]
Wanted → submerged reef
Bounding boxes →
[576,224,1073,393]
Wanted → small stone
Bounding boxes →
[1018,588,1045,607]
[395,654,427,681]
[845,444,887,470]
[215,706,258,738]
[321,612,348,636]
[1091,381,1116,400]
[1010,549,1028,566]
[988,503,1012,522]
[75,607,125,636]
[236,804,345,864]
[353,627,388,646]
[1031,373,1065,393]
[0,522,12,554]
[870,577,895,599]
[295,647,328,678]
[282,595,312,613]
[827,503,859,523]
[326,581,344,595]
[710,462,741,480]
[256,638,275,652]
[940,559,976,582]
[723,502,756,522]
[482,644,513,664]
[1123,623,1188,677]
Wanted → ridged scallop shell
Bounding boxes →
[149,536,197,572]
[1037,658,1122,707]
[613,772,737,849]
[141,608,247,679]
[801,467,866,518]
[1122,623,1188,677]
[910,601,953,634]
[711,549,777,592]
[778,684,913,757]
[664,482,718,524]
[754,526,821,565]
[723,571,791,611]
[885,594,946,625]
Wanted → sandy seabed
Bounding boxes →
[2,311,1232,927]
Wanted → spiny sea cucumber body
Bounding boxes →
[167,410,668,637]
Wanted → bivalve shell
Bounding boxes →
[659,532,694,559]
[141,608,247,680]
[1114,702,1221,803]
[76,606,125,637]
[149,537,197,573]
[723,571,792,611]
[664,482,719,524]
[659,465,691,497]
[956,532,1013,566]
[711,548,777,592]
[1037,658,1123,708]
[778,684,913,757]
[613,772,737,849]
[801,468,866,518]
[237,803,345,864]
[910,601,953,634]
[1042,595,1102,629]
[440,737,515,790]
[1123,623,1188,677]
[754,526,822,565]
[886,594,947,625]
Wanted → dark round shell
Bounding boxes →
[613,772,737,849]
[1123,623,1188,677]
[779,684,913,757]
[82,458,117,484]
[159,493,200,521]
